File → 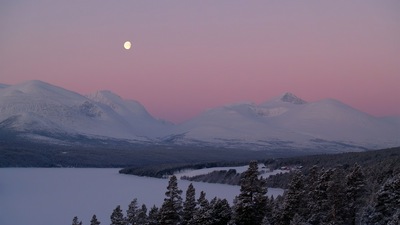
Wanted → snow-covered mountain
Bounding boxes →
[0,80,171,142]
[167,93,400,151]
[1,81,399,152]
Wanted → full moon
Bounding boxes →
[123,41,131,50]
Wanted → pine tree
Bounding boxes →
[303,165,320,223]
[182,183,196,225]
[233,161,268,225]
[147,205,159,225]
[159,175,183,225]
[126,198,139,225]
[279,172,305,225]
[307,168,333,224]
[365,174,400,224]
[326,168,347,224]
[345,163,365,225]
[191,191,212,225]
[90,214,100,225]
[72,216,82,225]
[136,204,148,225]
[111,205,126,225]
[209,198,232,225]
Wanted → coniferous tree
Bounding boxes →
[90,214,100,225]
[306,168,334,225]
[345,163,366,225]
[302,166,320,223]
[159,175,183,225]
[72,216,82,225]
[126,198,139,225]
[209,198,232,225]
[191,191,212,225]
[364,174,400,224]
[182,183,196,225]
[111,205,126,225]
[279,172,305,225]
[137,204,148,225]
[233,161,268,225]
[147,205,159,225]
[326,168,347,224]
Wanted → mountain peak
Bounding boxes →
[280,92,307,104]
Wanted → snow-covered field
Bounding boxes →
[174,164,287,179]
[0,168,284,225]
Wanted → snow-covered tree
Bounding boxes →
[147,205,159,225]
[136,204,148,225]
[279,172,305,225]
[90,214,100,225]
[126,198,139,225]
[191,191,212,225]
[182,183,196,225]
[233,161,268,225]
[111,205,126,225]
[345,163,365,225]
[363,174,400,224]
[159,175,183,225]
[209,198,231,225]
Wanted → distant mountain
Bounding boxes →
[0,80,171,143]
[0,80,399,153]
[167,93,400,151]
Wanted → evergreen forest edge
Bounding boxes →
[72,154,400,225]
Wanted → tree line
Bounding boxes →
[72,160,399,225]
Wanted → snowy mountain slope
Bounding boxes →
[0,83,10,89]
[0,80,169,141]
[169,93,400,151]
[86,90,172,137]
[1,81,399,152]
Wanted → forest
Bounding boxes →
[71,149,400,225]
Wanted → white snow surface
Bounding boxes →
[174,164,287,179]
[0,168,284,225]
[0,80,170,139]
[1,80,399,150]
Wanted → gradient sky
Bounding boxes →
[1,1,399,123]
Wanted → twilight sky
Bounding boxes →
[1,1,399,123]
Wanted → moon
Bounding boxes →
[123,41,131,50]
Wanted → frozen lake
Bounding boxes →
[0,168,284,225]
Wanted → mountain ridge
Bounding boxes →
[1,80,399,152]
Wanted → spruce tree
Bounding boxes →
[147,205,159,225]
[182,183,196,225]
[326,168,347,224]
[345,163,365,225]
[365,174,400,224]
[126,198,139,225]
[90,214,100,225]
[111,205,126,225]
[191,191,212,225]
[209,198,232,225]
[136,204,148,225]
[159,175,183,225]
[233,161,268,225]
[279,172,305,225]
[307,168,333,224]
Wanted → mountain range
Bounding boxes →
[1,80,399,153]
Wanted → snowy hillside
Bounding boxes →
[0,80,170,141]
[167,93,400,151]
[0,81,399,152]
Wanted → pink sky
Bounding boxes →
[1,1,399,123]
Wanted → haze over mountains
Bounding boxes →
[1,80,399,152]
